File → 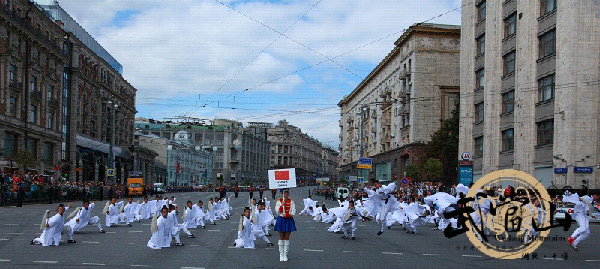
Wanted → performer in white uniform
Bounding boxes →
[365,179,398,235]
[564,193,592,251]
[139,196,152,220]
[65,200,105,237]
[147,206,170,249]
[105,198,124,227]
[119,197,137,226]
[253,202,274,246]
[234,207,256,249]
[340,200,365,240]
[31,203,73,246]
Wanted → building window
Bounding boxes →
[477,1,486,22]
[44,143,53,164]
[9,64,16,83]
[475,102,484,123]
[476,35,485,55]
[538,74,555,102]
[502,129,514,151]
[504,13,516,37]
[474,136,484,156]
[47,112,54,129]
[502,90,515,114]
[26,138,37,157]
[476,69,485,89]
[30,76,36,92]
[539,30,555,58]
[537,119,554,145]
[503,51,515,75]
[9,96,17,116]
[47,85,54,100]
[3,133,17,158]
[30,105,37,123]
[540,0,556,16]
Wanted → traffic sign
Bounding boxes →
[461,152,471,161]
[357,157,372,169]
[401,177,409,185]
[357,177,364,183]
[106,168,115,177]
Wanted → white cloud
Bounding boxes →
[58,0,462,147]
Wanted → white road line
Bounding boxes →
[82,263,106,266]
[422,254,439,256]
[462,255,483,258]
[0,259,10,262]
[382,252,403,255]
[34,261,58,264]
[189,244,200,247]
[343,251,354,253]
[129,231,144,233]
[181,267,205,269]
[304,249,324,252]
[124,243,135,245]
[82,241,100,244]
[207,230,220,232]
[586,260,600,262]
[227,246,236,249]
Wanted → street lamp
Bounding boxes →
[107,101,118,184]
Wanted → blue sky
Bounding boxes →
[58,0,462,149]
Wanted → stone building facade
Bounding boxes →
[338,23,461,182]
[0,0,68,174]
[459,0,600,190]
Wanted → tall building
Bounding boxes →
[459,0,600,189]
[0,0,68,174]
[267,120,338,183]
[135,118,270,185]
[338,23,460,182]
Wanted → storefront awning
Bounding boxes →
[76,134,132,159]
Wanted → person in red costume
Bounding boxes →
[274,189,296,262]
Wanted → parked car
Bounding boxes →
[589,206,600,223]
[553,202,574,220]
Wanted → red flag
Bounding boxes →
[274,170,289,181]
[177,162,181,174]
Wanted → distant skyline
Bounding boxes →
[58,0,462,149]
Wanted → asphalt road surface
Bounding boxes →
[0,186,598,268]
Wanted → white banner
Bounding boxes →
[268,168,297,189]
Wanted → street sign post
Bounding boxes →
[357,158,372,169]
[401,177,409,185]
[458,160,473,185]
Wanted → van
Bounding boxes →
[153,182,165,194]
[127,177,144,196]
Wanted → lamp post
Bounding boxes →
[107,101,118,184]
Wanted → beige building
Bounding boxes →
[338,23,460,182]
[459,0,600,190]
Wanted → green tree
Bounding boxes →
[424,100,460,184]
[424,158,443,181]
[15,149,36,171]
[404,164,421,181]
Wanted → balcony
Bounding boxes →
[48,98,59,108]
[9,81,22,94]
[31,90,42,103]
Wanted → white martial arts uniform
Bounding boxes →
[147,214,170,249]
[66,203,103,236]
[32,207,70,246]
[234,215,255,249]
[105,202,123,227]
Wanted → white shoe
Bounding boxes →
[278,240,284,261]
[283,240,289,262]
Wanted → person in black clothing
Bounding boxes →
[249,187,254,199]
[234,186,239,198]
[259,187,264,200]
[17,184,24,207]
[271,189,276,200]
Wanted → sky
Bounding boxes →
[57,0,462,150]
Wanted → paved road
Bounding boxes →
[0,186,598,268]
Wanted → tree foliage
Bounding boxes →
[424,100,460,184]
[404,164,421,181]
[424,158,443,181]
[15,149,36,171]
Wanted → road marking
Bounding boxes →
[131,265,153,268]
[304,249,323,252]
[106,232,116,234]
[181,267,205,269]
[0,259,10,262]
[343,251,354,253]
[586,260,600,262]
[129,231,144,233]
[422,254,439,256]
[462,255,483,258]
[189,244,200,246]
[82,241,100,244]
[228,246,236,249]
[382,252,403,255]
[82,263,106,266]
[0,239,9,241]
[34,261,58,264]
[207,230,220,232]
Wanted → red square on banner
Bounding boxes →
[275,170,289,181]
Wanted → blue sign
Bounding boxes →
[458,165,473,185]
[574,167,593,173]
[357,177,364,183]
[554,168,568,174]
[401,178,409,185]
[357,158,373,169]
